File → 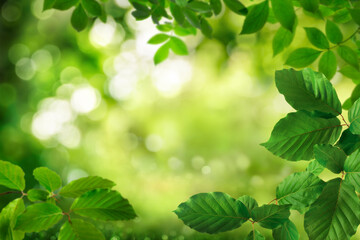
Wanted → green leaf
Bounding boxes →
[15,203,63,232]
[262,111,342,161]
[299,0,319,13]
[272,27,294,56]
[325,20,343,44]
[71,4,88,32]
[170,2,185,25]
[156,24,173,32]
[53,0,79,10]
[175,0,187,8]
[344,149,360,192]
[71,189,136,221]
[306,160,325,176]
[245,230,265,240]
[0,199,25,240]
[285,48,322,68]
[240,0,269,34]
[318,50,337,80]
[314,144,346,173]
[339,65,360,83]
[154,43,170,65]
[237,195,258,217]
[275,68,342,116]
[348,8,360,25]
[187,1,212,13]
[43,0,56,10]
[131,9,151,20]
[276,172,325,213]
[169,37,188,56]
[60,176,115,198]
[210,0,222,15]
[174,192,249,233]
[183,9,200,28]
[333,8,352,24]
[58,218,105,240]
[0,160,25,191]
[27,189,49,202]
[271,0,296,32]
[200,18,212,38]
[272,220,299,240]
[81,0,102,17]
[304,178,360,240]
[304,27,329,49]
[223,0,247,15]
[33,167,62,192]
[148,34,169,44]
[349,98,360,134]
[251,204,290,229]
[336,129,360,155]
[337,45,359,69]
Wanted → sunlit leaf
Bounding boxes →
[245,230,265,240]
[318,50,337,80]
[0,198,25,240]
[304,178,360,240]
[71,189,136,221]
[58,218,105,240]
[240,0,269,34]
[0,160,25,191]
[271,0,296,31]
[306,160,325,176]
[148,34,169,44]
[325,20,342,44]
[33,167,62,192]
[174,192,249,233]
[272,27,294,56]
[27,189,49,202]
[285,48,321,68]
[154,43,170,65]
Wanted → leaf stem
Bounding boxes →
[268,198,276,204]
[62,212,72,224]
[329,27,360,50]
[339,114,350,128]
[0,191,21,196]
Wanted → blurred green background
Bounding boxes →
[0,0,357,239]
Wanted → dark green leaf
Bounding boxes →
[210,0,222,15]
[306,160,325,176]
[187,1,212,13]
[81,0,102,16]
[272,220,299,240]
[154,43,170,65]
[223,0,247,15]
[27,189,49,202]
[262,111,342,161]
[131,9,151,20]
[0,160,25,191]
[71,189,136,221]
[299,0,319,13]
[267,8,278,24]
[71,4,88,32]
[33,167,62,192]
[349,8,360,25]
[148,34,169,44]
[237,195,258,217]
[339,65,360,83]
[336,129,360,155]
[344,149,360,192]
[251,204,290,229]
[304,27,329,49]
[343,98,353,110]
[272,27,294,56]
[304,178,360,240]
[333,8,352,24]
[15,203,63,232]
[351,84,360,103]
[275,68,342,116]
[43,0,56,10]
[349,98,360,134]
[58,218,105,240]
[314,144,346,173]
[271,0,296,31]
[245,230,265,240]
[318,50,337,80]
[337,45,359,69]
[170,2,185,25]
[285,48,322,68]
[276,172,325,213]
[169,37,188,55]
[174,192,249,233]
[200,18,212,38]
[325,20,343,44]
[0,199,25,240]
[183,9,200,28]
[241,0,269,34]
[53,0,79,10]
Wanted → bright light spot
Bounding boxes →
[57,124,81,148]
[31,0,53,19]
[109,73,137,101]
[32,49,53,71]
[70,86,100,114]
[89,18,116,47]
[201,166,211,175]
[60,67,82,84]
[191,156,205,170]
[250,175,264,187]
[152,59,192,97]
[32,99,73,140]
[15,58,36,80]
[115,0,131,8]
[168,157,184,170]
[66,169,88,183]
[145,134,163,152]
[236,154,250,171]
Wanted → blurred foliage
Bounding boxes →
[0,0,359,239]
